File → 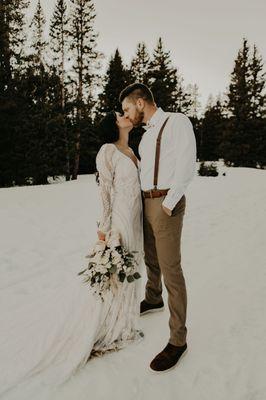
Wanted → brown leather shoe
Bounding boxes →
[150,342,187,372]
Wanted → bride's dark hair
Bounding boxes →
[95,111,119,185]
[97,111,119,143]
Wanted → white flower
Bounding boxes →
[94,240,106,252]
[106,230,121,249]
[112,249,121,257]
[100,253,110,265]
[95,264,108,274]
[112,251,122,264]
[105,249,111,257]
[108,238,120,249]
[89,252,103,264]
[116,262,123,272]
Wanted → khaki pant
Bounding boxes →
[143,194,187,346]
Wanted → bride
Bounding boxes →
[0,111,144,396]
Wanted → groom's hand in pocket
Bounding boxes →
[162,205,172,216]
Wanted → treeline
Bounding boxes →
[199,39,266,168]
[0,0,265,188]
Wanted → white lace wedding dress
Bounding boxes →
[0,143,144,397]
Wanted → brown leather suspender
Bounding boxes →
[153,116,170,190]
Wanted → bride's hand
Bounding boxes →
[97,230,106,241]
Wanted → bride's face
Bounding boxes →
[115,112,133,130]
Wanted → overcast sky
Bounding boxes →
[30,0,266,108]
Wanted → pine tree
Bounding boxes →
[50,0,69,109]
[224,38,266,167]
[206,94,215,109]
[0,0,29,187]
[173,74,192,114]
[0,0,29,91]
[29,0,47,68]
[0,1,12,91]
[127,43,150,161]
[98,48,132,115]
[18,67,62,184]
[186,84,201,118]
[185,83,201,157]
[224,38,252,166]
[249,45,266,118]
[227,38,251,122]
[68,0,101,179]
[50,0,71,180]
[200,99,225,161]
[21,0,70,185]
[130,42,150,84]
[245,43,266,166]
[25,0,52,184]
[255,120,266,168]
[243,42,266,168]
[147,37,186,112]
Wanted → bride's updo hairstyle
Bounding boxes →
[97,111,119,143]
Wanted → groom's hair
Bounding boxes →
[119,83,154,104]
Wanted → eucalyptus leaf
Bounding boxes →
[109,265,117,274]
[78,268,87,276]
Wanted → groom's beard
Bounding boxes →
[132,111,144,127]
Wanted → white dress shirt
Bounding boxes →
[138,108,197,211]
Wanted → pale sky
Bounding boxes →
[30,0,266,108]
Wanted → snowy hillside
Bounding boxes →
[0,166,266,400]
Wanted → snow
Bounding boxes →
[1,165,266,400]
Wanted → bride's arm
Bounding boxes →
[95,144,116,239]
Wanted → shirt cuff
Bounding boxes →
[162,192,184,211]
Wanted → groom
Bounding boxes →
[120,83,196,372]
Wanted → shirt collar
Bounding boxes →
[144,108,165,130]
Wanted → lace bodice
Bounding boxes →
[96,143,140,234]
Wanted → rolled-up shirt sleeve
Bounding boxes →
[162,114,197,211]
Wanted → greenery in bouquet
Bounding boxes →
[78,230,141,301]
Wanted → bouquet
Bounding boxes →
[78,229,141,301]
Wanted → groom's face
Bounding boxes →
[122,97,144,128]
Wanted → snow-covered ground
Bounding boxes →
[1,165,266,400]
